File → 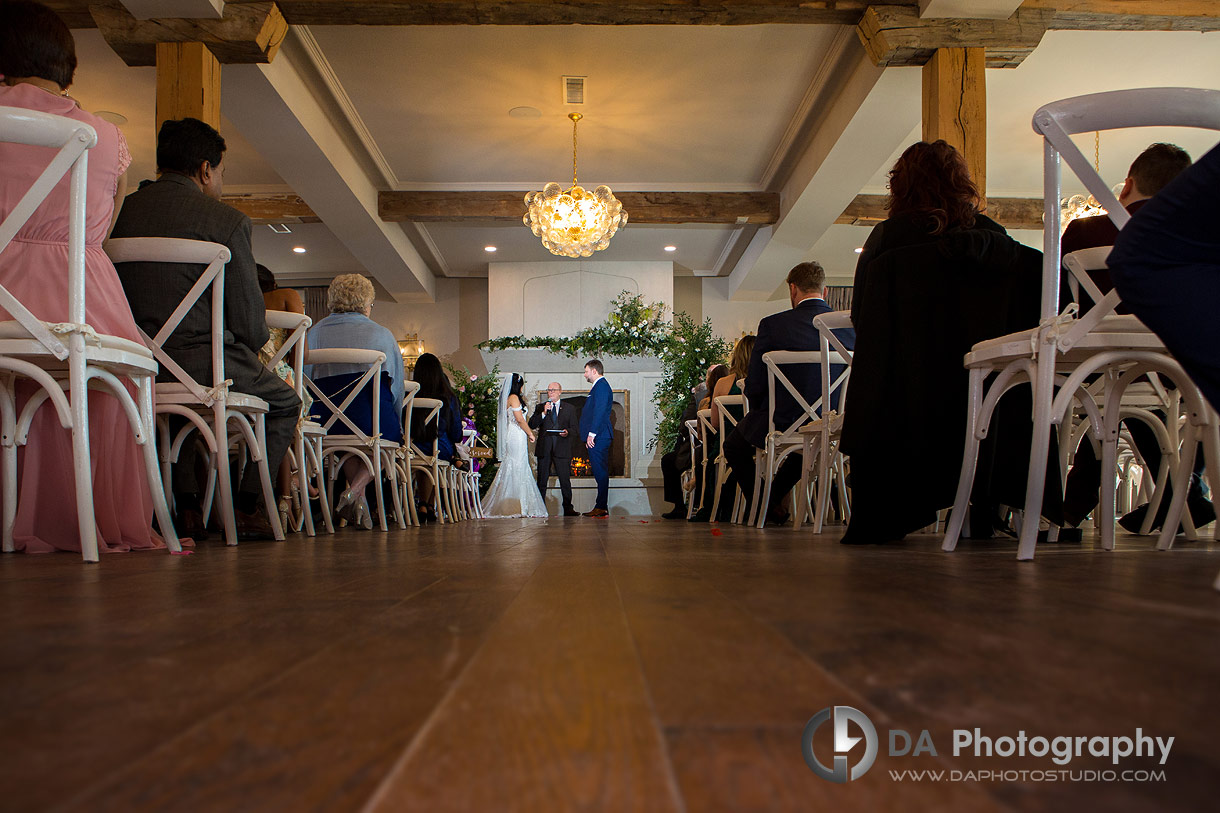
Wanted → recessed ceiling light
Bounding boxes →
[664,245,677,252]
[292,246,307,254]
[854,247,864,254]
[509,106,542,119]
[484,245,497,252]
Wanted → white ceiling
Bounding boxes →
[66,22,1220,294]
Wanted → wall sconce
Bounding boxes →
[398,333,424,372]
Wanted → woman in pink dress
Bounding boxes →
[0,1,164,553]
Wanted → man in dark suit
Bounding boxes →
[723,261,854,524]
[579,359,613,517]
[1058,142,1213,534]
[110,118,300,540]
[529,381,579,516]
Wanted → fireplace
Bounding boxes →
[540,389,629,478]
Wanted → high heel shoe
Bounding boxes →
[334,489,359,525]
[355,495,373,530]
[277,496,292,533]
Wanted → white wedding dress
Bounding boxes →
[482,385,549,518]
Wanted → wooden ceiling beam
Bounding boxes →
[378,191,781,225]
[221,192,322,224]
[858,5,1054,67]
[87,0,288,66]
[1020,1,1220,32]
[836,193,1045,230]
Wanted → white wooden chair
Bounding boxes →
[0,106,179,561]
[751,351,844,528]
[710,395,746,523]
[105,237,285,546]
[394,380,421,526]
[683,416,702,519]
[409,397,448,522]
[456,427,483,519]
[794,311,854,532]
[942,87,1220,560]
[262,309,334,536]
[305,348,405,532]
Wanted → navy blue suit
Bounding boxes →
[580,376,614,509]
[725,297,855,517]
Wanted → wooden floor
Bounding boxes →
[2,517,1219,812]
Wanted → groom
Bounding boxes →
[529,383,579,516]
[580,359,613,518]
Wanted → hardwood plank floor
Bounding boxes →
[1,518,1218,811]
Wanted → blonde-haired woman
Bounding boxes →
[306,274,404,528]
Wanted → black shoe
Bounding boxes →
[234,509,275,541]
[689,507,712,523]
[662,506,687,519]
[177,508,209,542]
[563,507,580,517]
[764,508,790,527]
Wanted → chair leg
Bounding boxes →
[252,414,285,540]
[1,384,16,554]
[67,352,99,563]
[138,379,180,552]
[1016,354,1058,561]
[1157,423,1199,551]
[943,367,985,552]
[212,407,238,546]
[386,450,406,530]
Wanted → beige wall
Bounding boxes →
[672,276,703,324]
[373,277,490,376]
[700,278,787,342]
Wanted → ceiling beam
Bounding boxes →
[222,29,436,302]
[728,44,923,300]
[221,192,322,224]
[271,1,891,25]
[50,1,1220,30]
[87,0,287,66]
[857,5,1054,67]
[836,194,1045,230]
[920,0,1023,18]
[1020,1,1220,31]
[377,191,780,225]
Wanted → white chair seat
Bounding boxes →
[0,320,157,375]
[965,318,1166,368]
[153,383,270,412]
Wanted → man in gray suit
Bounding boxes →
[111,118,299,540]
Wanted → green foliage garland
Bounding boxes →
[444,361,502,494]
[477,291,731,454]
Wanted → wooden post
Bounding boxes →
[922,47,987,201]
[155,42,221,134]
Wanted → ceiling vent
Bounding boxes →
[562,76,586,105]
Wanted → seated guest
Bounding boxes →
[307,274,403,529]
[841,139,1051,545]
[660,364,728,519]
[112,117,300,541]
[410,353,464,523]
[1057,143,1212,534]
[1110,142,1220,518]
[690,336,754,522]
[723,262,852,525]
[0,0,163,553]
[258,264,311,529]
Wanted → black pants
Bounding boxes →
[171,345,301,505]
[723,423,802,516]
[536,454,573,510]
[661,450,686,507]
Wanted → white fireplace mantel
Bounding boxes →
[478,347,666,515]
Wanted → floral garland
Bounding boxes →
[477,291,730,454]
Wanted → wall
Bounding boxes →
[487,261,674,340]
[672,276,703,324]
[373,277,490,375]
[701,277,788,342]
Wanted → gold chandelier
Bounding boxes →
[524,113,627,258]
[1059,131,1118,233]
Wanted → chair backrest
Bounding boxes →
[1033,87,1220,324]
[1062,247,1111,309]
[263,309,312,400]
[103,237,231,403]
[761,349,846,439]
[813,311,854,418]
[303,347,386,442]
[400,378,421,439]
[410,397,442,460]
[0,106,98,358]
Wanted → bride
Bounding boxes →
[481,373,549,518]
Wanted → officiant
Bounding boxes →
[529,382,579,516]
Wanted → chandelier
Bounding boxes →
[524,113,627,258]
[1059,131,1119,233]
